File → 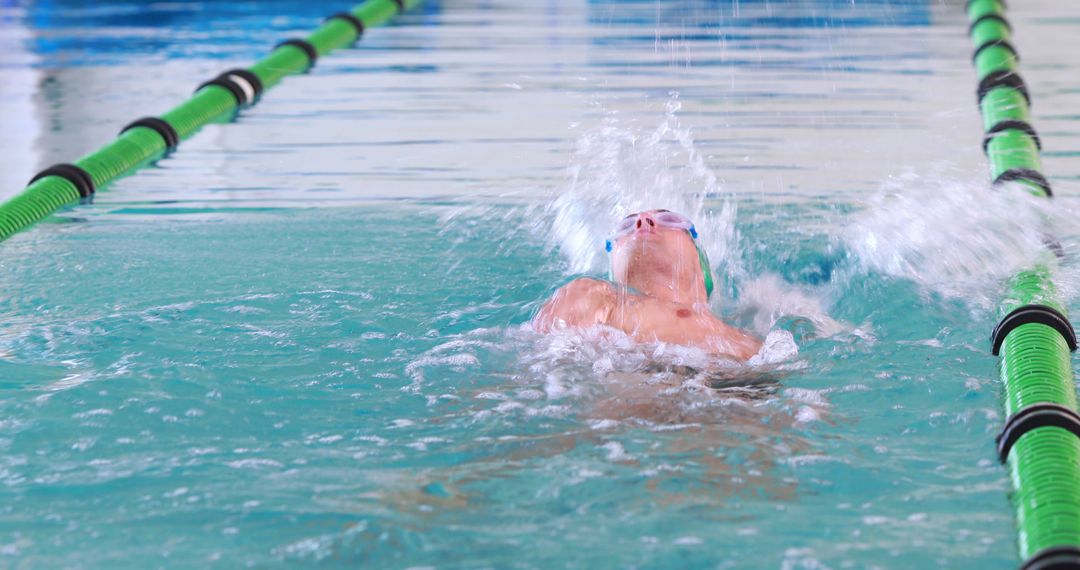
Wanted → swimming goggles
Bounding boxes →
[604,210,714,298]
[605,210,698,249]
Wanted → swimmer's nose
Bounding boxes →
[636,213,657,230]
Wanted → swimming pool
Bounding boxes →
[2,0,1080,567]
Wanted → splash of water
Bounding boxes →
[435,94,872,387]
[533,93,741,283]
[530,94,848,340]
[736,273,851,338]
[843,168,1080,312]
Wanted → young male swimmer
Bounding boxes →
[533,209,762,361]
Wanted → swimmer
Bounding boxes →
[533,209,763,360]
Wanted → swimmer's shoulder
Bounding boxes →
[560,277,618,298]
[532,278,618,332]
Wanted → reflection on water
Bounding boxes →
[2,0,1080,567]
[0,0,985,206]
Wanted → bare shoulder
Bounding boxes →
[532,278,617,332]
[557,277,616,299]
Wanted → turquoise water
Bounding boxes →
[3,0,1080,567]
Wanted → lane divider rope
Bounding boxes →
[977,70,1031,106]
[3,0,419,242]
[28,164,95,199]
[973,38,1019,63]
[1021,547,1080,570]
[983,119,1041,153]
[274,38,320,68]
[990,304,1078,356]
[996,403,1080,464]
[120,117,180,152]
[326,13,366,38]
[994,168,1053,197]
[968,0,1080,567]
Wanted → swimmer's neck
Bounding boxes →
[619,270,708,306]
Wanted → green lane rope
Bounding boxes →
[0,0,420,242]
[968,0,1080,567]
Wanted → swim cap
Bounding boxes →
[695,242,714,298]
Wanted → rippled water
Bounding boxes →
[3,0,1080,567]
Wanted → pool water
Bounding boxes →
[3,0,1080,567]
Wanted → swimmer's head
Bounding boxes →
[605,209,714,303]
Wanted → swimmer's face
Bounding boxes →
[609,210,704,289]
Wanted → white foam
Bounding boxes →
[783,387,829,406]
[494,401,525,413]
[748,329,799,366]
[403,353,480,392]
[73,408,113,419]
[737,273,850,337]
[783,454,843,467]
[524,405,570,418]
[601,441,632,462]
[794,406,821,423]
[844,169,1080,310]
[226,458,283,470]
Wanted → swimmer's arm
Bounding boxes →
[532,278,615,332]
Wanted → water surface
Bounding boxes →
[2,0,1080,567]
